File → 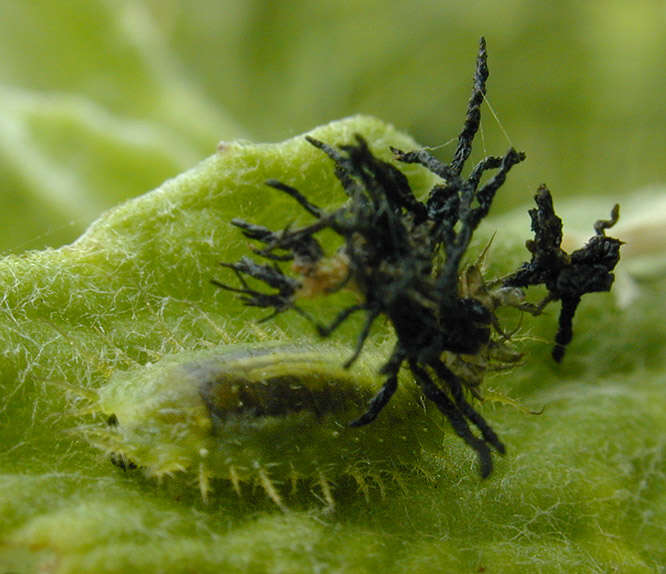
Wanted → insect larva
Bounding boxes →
[80,342,443,509]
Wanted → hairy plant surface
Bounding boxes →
[0,116,663,573]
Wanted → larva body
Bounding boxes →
[83,343,442,507]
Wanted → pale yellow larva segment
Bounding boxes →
[84,342,442,506]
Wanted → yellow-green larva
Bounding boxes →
[80,342,444,508]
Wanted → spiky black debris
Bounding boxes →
[213,38,621,477]
[503,185,622,362]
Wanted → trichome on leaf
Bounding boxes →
[213,37,622,478]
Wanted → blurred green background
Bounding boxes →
[0,0,664,254]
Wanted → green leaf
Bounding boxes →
[1,115,664,573]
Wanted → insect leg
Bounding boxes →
[265,179,323,219]
[349,345,405,427]
[430,358,505,455]
[593,204,620,236]
[390,146,451,179]
[349,374,398,427]
[316,304,367,337]
[409,360,493,478]
[343,308,380,368]
[449,36,489,176]
[552,294,581,362]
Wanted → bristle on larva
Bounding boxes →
[78,342,443,508]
